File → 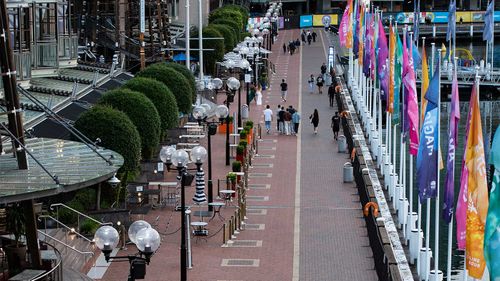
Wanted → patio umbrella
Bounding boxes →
[192,168,207,203]
[173,53,197,62]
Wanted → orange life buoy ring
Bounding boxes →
[363,202,379,217]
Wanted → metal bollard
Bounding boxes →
[343,162,354,182]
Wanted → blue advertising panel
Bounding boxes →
[430,12,448,23]
[300,15,313,28]
[495,11,500,22]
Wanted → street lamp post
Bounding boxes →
[171,149,190,281]
[94,221,160,281]
[226,77,240,166]
[192,105,228,211]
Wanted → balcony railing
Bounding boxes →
[33,242,63,281]
[13,52,32,81]
[58,35,78,60]
[33,41,59,68]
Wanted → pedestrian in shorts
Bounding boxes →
[280,79,288,102]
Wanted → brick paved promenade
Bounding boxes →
[99,29,377,281]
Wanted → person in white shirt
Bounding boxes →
[263,105,273,134]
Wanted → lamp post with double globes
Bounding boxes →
[225,77,240,166]
[192,104,229,210]
[93,221,160,281]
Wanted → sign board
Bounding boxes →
[140,0,145,33]
[313,14,339,26]
[245,74,251,83]
[300,15,313,28]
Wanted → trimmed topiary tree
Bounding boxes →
[163,62,197,103]
[210,18,242,40]
[209,24,236,54]
[209,9,244,31]
[123,77,179,133]
[98,88,161,160]
[192,27,224,75]
[137,63,193,113]
[218,5,249,28]
[74,105,141,172]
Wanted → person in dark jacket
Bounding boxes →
[283,43,287,54]
[312,31,317,42]
[328,84,335,107]
[309,109,319,134]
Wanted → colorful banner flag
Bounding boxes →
[456,79,476,250]
[420,45,429,124]
[339,6,350,46]
[483,0,494,43]
[346,0,354,48]
[370,13,377,81]
[447,0,456,42]
[464,81,489,279]
[393,30,403,125]
[442,71,460,223]
[388,23,395,114]
[412,40,422,70]
[413,0,420,41]
[484,125,500,281]
[353,2,360,55]
[402,31,419,154]
[363,13,372,77]
[358,7,365,66]
[416,62,440,200]
[377,18,389,102]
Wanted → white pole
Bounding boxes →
[433,50,442,281]
[185,0,190,68]
[198,0,204,81]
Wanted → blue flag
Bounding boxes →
[484,0,494,43]
[416,62,440,200]
[447,0,456,42]
[412,41,422,70]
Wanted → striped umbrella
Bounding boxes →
[192,168,207,203]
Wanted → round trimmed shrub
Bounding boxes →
[192,27,224,75]
[219,5,249,27]
[210,24,236,53]
[123,77,179,132]
[98,88,161,159]
[209,9,244,30]
[210,18,242,39]
[137,64,193,113]
[74,105,141,172]
[163,62,197,103]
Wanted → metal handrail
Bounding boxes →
[50,203,113,226]
[32,243,63,281]
[37,230,94,257]
[38,214,93,243]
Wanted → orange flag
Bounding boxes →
[464,80,489,279]
[420,45,429,124]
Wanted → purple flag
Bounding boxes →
[363,13,372,77]
[377,19,389,102]
[402,31,410,137]
[442,71,460,223]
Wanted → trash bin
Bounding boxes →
[343,162,353,183]
[338,135,347,153]
[241,104,249,119]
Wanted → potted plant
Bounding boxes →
[227,172,237,193]
[239,140,248,158]
[218,116,234,134]
[5,203,27,275]
[239,130,247,139]
[236,145,245,162]
[244,120,254,128]
[232,160,242,172]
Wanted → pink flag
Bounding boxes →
[456,79,477,250]
[402,31,419,155]
[339,6,350,47]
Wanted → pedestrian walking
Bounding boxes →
[312,31,317,42]
[278,106,285,134]
[295,38,300,49]
[331,112,341,140]
[301,32,306,43]
[292,110,301,135]
[255,85,263,105]
[308,74,315,94]
[328,84,335,107]
[283,43,287,54]
[316,75,324,94]
[307,33,312,45]
[283,109,292,135]
[263,105,273,134]
[276,104,281,131]
[309,109,319,134]
[321,63,327,76]
[280,79,288,102]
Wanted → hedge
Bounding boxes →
[163,62,197,103]
[209,9,244,31]
[209,24,236,53]
[98,88,161,160]
[74,105,141,172]
[210,18,242,40]
[192,27,224,75]
[137,64,193,113]
[218,5,249,28]
[123,77,179,133]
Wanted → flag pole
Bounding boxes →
[432,49,442,281]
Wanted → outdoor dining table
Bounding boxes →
[219,190,236,206]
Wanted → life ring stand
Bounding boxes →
[363,202,379,217]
